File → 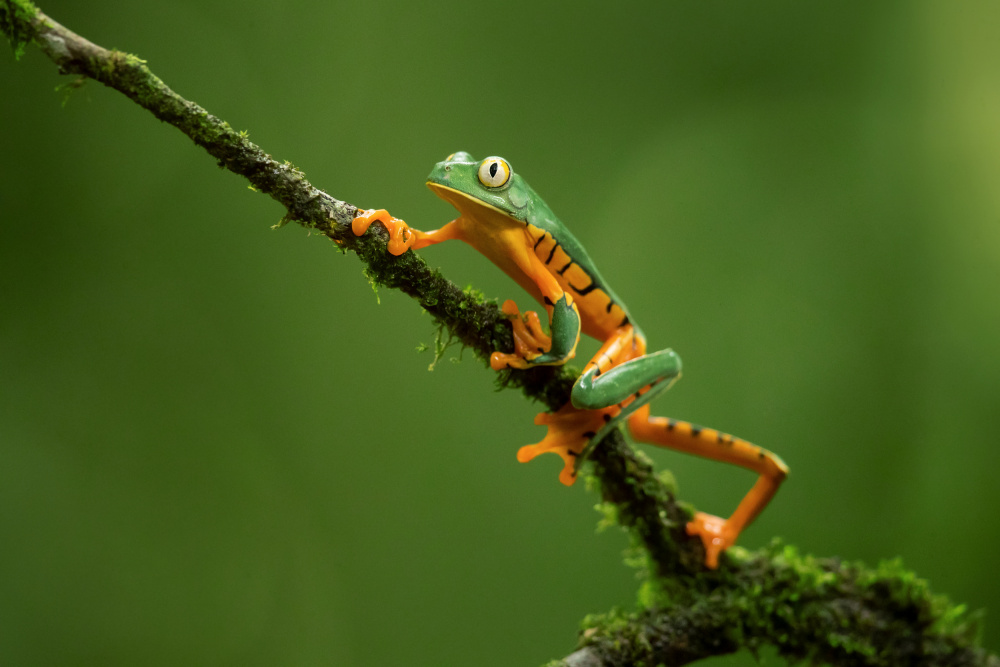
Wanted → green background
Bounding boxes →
[2,1,999,664]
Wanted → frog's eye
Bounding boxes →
[478,157,511,188]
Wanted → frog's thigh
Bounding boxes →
[571,345,681,411]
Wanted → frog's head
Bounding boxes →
[426,152,532,221]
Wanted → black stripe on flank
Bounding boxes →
[557,261,573,276]
[569,281,598,296]
[620,315,630,327]
[544,296,554,306]
[605,299,615,313]
[545,244,559,265]
[533,234,546,250]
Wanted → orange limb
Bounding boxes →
[627,405,788,568]
[490,300,553,370]
[352,209,465,255]
[588,325,638,374]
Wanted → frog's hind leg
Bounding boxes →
[568,329,683,461]
[627,406,789,569]
[516,326,643,485]
[517,327,680,486]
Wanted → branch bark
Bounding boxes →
[3,2,996,665]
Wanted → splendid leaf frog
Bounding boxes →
[352,152,788,568]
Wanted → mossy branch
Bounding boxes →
[3,2,996,665]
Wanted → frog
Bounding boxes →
[351,152,788,569]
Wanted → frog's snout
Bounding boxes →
[426,163,450,186]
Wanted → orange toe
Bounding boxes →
[517,404,617,486]
[685,511,738,569]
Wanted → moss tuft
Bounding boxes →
[1,0,39,60]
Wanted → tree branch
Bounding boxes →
[3,2,996,664]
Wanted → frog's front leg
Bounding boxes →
[489,296,581,370]
[352,209,464,255]
[490,249,581,370]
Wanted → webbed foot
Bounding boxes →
[490,299,553,370]
[352,208,415,256]
[516,403,617,485]
[685,511,739,569]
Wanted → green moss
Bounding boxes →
[1,0,39,60]
[579,450,993,666]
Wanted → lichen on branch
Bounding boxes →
[3,3,995,664]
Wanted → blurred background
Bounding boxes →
[2,1,999,665]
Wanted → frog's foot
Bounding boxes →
[352,208,415,256]
[516,403,617,486]
[490,299,553,371]
[685,511,739,569]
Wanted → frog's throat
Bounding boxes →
[426,182,515,220]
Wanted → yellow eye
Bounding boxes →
[478,157,510,188]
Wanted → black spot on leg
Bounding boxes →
[582,431,596,438]
[603,414,612,422]
[544,297,554,306]
[536,347,544,353]
[666,419,676,431]
[691,426,702,438]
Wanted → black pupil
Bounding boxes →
[489,162,498,178]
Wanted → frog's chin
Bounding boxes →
[427,181,492,213]
[426,181,509,217]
